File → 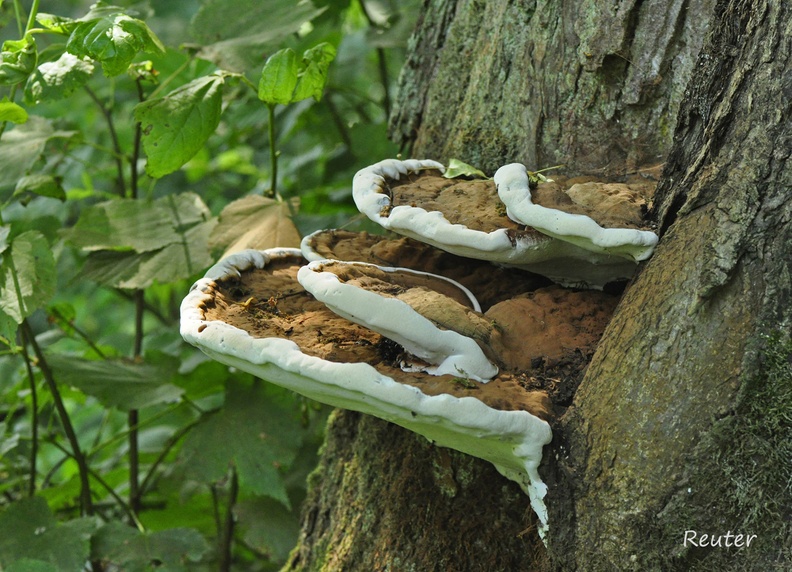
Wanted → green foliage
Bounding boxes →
[0,0,417,569]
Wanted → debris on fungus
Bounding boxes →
[181,158,660,538]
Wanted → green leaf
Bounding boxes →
[191,0,326,72]
[178,381,304,506]
[236,496,300,563]
[80,219,217,288]
[0,36,37,86]
[134,74,224,178]
[0,231,56,324]
[46,353,184,410]
[443,158,488,179]
[5,559,59,572]
[0,98,28,124]
[13,174,65,205]
[258,44,336,106]
[64,192,211,253]
[258,48,299,106]
[209,195,301,257]
[0,225,9,254]
[0,116,77,195]
[0,497,98,571]
[66,11,164,77]
[91,522,209,571]
[25,52,95,104]
[292,42,336,103]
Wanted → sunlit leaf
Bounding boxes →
[178,381,304,507]
[209,195,301,257]
[91,522,209,571]
[0,36,37,86]
[46,353,183,410]
[0,497,98,572]
[66,11,164,77]
[292,43,336,103]
[25,52,95,104]
[134,74,224,178]
[0,231,56,324]
[13,174,65,205]
[0,99,28,123]
[258,48,299,106]
[191,0,326,72]
[443,158,487,179]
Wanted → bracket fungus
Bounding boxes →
[353,158,658,288]
[181,157,660,539]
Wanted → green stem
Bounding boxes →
[19,337,38,497]
[21,321,93,515]
[267,104,280,199]
[12,0,24,36]
[24,0,41,34]
[131,79,145,200]
[139,417,203,497]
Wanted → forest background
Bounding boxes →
[0,0,416,569]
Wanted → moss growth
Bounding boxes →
[658,331,792,571]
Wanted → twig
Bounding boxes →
[21,320,94,516]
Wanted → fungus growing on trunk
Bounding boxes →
[181,248,555,532]
[353,158,659,287]
[181,157,659,539]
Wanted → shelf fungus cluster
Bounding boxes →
[181,158,659,537]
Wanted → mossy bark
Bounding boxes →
[555,1,792,569]
[283,0,792,570]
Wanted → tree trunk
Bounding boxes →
[284,0,791,570]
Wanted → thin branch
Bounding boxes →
[129,290,145,515]
[267,104,280,199]
[21,321,94,516]
[84,85,126,197]
[139,417,203,497]
[48,439,144,531]
[358,0,392,117]
[131,78,145,200]
[19,336,38,497]
[219,467,239,572]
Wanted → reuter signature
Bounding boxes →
[683,530,757,548]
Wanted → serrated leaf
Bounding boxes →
[0,231,56,323]
[64,192,210,252]
[178,382,304,506]
[292,43,336,103]
[13,174,65,205]
[46,353,183,410]
[81,218,217,288]
[36,12,77,34]
[66,12,164,77]
[209,195,300,257]
[0,497,98,571]
[0,117,77,194]
[91,522,209,571]
[443,158,487,179]
[0,99,28,123]
[258,49,299,106]
[134,75,224,178]
[191,0,326,72]
[25,52,94,104]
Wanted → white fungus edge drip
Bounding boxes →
[180,248,553,537]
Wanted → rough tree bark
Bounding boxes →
[283,0,791,570]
